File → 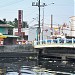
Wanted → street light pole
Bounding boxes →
[42,3,54,40]
[42,7,44,41]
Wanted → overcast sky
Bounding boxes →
[0,0,74,26]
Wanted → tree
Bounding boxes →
[22,21,29,28]
[6,18,29,28]
[7,21,14,26]
[3,18,7,23]
[13,18,29,28]
[13,18,18,28]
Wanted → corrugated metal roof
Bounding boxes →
[0,35,7,38]
[4,35,19,38]
[0,24,14,28]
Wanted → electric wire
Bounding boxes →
[0,0,24,9]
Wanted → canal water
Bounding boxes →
[0,56,75,75]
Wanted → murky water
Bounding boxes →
[0,57,75,75]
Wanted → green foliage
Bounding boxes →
[0,20,6,24]
[7,18,29,28]
[23,21,29,28]
[13,18,18,28]
[7,21,14,26]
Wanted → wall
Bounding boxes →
[13,28,29,36]
[28,28,37,41]
[0,28,8,34]
[0,44,34,53]
[70,16,75,37]
[28,26,51,41]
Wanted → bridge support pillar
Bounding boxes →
[37,49,43,65]
[61,56,67,64]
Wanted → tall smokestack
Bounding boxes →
[18,10,23,37]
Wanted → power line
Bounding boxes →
[0,0,24,9]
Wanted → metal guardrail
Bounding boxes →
[34,38,75,46]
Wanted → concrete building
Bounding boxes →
[0,20,18,45]
[13,25,51,41]
[69,16,75,37]
[13,24,70,41]
[28,24,70,41]
[13,16,75,42]
[13,28,29,40]
[28,25,51,41]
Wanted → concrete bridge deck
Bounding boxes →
[33,38,75,60]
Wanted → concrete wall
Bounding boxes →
[70,16,75,37]
[13,28,29,36]
[0,44,34,53]
[0,28,8,34]
[28,26,51,41]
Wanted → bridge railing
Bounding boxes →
[34,38,75,46]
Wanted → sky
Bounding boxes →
[74,0,75,15]
[0,0,74,26]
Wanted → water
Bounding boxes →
[0,57,75,75]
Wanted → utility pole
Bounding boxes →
[32,1,54,41]
[42,7,44,41]
[38,0,41,41]
[32,1,47,41]
[51,14,53,35]
[32,0,41,41]
[42,3,54,40]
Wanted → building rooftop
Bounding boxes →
[4,35,19,38]
[70,16,75,20]
[0,20,14,28]
[0,24,14,28]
